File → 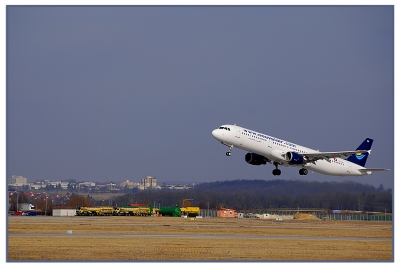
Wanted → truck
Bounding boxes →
[114,207,140,216]
[180,207,200,217]
[19,203,35,211]
[76,207,114,216]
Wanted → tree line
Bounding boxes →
[92,179,392,213]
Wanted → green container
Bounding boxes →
[159,206,181,217]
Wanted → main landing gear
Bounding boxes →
[299,168,308,175]
[272,162,308,176]
[272,162,281,176]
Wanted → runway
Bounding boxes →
[8,232,392,242]
[8,216,393,260]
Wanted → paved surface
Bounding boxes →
[8,232,392,242]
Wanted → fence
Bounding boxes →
[199,210,392,221]
[315,213,392,221]
[199,210,218,217]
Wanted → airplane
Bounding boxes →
[211,124,389,176]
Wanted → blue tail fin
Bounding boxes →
[346,138,373,167]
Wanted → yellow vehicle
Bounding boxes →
[180,207,200,217]
[114,206,159,216]
[76,206,159,216]
[76,206,114,216]
[114,207,140,216]
[76,207,99,216]
[99,206,114,216]
[137,207,159,216]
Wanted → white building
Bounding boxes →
[30,183,45,190]
[120,180,138,189]
[9,175,28,186]
[49,181,70,190]
[78,182,96,188]
[53,209,76,216]
[138,176,158,190]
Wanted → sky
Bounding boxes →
[5,5,394,189]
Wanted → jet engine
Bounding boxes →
[245,153,267,165]
[285,151,304,164]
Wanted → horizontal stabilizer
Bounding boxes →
[359,168,390,175]
[303,150,370,163]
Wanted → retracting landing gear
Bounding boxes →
[299,168,308,175]
[272,162,281,176]
[225,145,233,156]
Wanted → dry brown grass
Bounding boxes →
[7,216,393,261]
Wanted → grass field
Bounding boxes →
[7,216,393,261]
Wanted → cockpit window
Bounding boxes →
[218,126,231,131]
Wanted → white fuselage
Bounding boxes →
[212,125,366,176]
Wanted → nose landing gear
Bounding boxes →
[225,145,233,156]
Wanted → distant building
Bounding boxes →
[120,180,138,189]
[161,184,194,190]
[30,180,46,190]
[79,182,96,188]
[49,181,70,190]
[138,176,158,190]
[9,175,28,187]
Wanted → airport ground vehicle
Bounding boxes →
[76,206,114,216]
[158,206,181,217]
[22,211,38,216]
[76,206,158,216]
[75,206,201,217]
[114,206,159,216]
[180,207,200,217]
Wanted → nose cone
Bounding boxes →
[212,129,220,140]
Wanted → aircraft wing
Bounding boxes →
[302,150,370,163]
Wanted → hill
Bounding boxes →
[194,179,385,197]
